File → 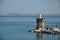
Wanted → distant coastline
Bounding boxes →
[0,14,60,17]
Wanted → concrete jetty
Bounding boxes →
[29,14,60,34]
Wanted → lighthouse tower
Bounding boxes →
[36,14,44,29]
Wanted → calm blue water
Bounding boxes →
[0,16,60,40]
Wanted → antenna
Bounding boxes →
[40,14,42,18]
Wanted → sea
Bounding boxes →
[0,16,60,40]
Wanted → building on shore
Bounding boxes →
[29,14,60,34]
[36,14,44,29]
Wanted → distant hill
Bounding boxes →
[0,13,60,17]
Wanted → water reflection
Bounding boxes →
[36,33,60,40]
[36,33,44,40]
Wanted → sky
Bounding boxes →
[0,0,60,15]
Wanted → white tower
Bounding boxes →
[40,14,42,18]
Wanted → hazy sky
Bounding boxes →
[0,0,60,15]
